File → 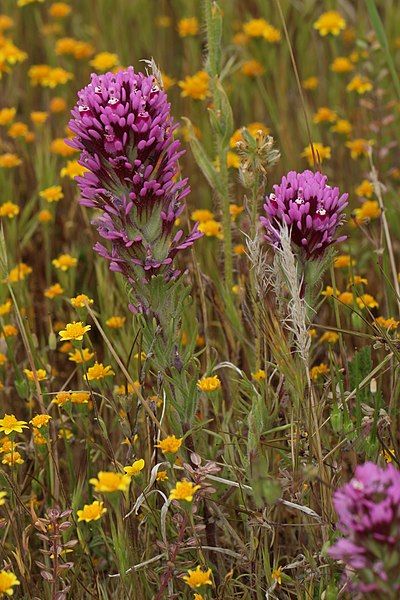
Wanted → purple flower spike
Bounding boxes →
[329,462,400,595]
[68,67,202,288]
[260,170,348,259]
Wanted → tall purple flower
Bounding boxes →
[68,67,202,301]
[329,462,400,595]
[260,170,348,259]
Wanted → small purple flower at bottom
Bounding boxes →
[329,462,400,595]
[260,170,348,259]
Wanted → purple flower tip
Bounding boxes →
[260,170,348,259]
[68,66,201,283]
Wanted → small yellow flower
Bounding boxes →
[90,52,119,72]
[156,470,169,481]
[190,209,214,223]
[48,2,71,18]
[50,97,67,113]
[353,200,381,224]
[346,138,373,160]
[5,262,32,283]
[331,119,352,136]
[44,283,64,299]
[155,435,183,454]
[177,17,199,37]
[334,255,355,269]
[314,11,346,36]
[0,153,22,168]
[124,459,145,476]
[331,57,354,73]
[68,348,94,364]
[50,138,77,157]
[302,76,318,90]
[71,391,90,404]
[170,479,201,502]
[355,180,374,198]
[198,220,222,238]
[60,159,88,179]
[114,381,141,395]
[271,566,282,585]
[356,294,379,309]
[308,328,317,338]
[241,59,265,77]
[234,244,246,255]
[38,209,52,223]
[320,331,339,344]
[59,322,91,342]
[0,201,19,219]
[313,107,337,124]
[252,369,266,381]
[0,570,20,596]
[70,294,94,308]
[52,253,77,271]
[348,275,368,287]
[179,71,210,100]
[182,565,212,589]
[0,300,12,316]
[338,292,354,305]
[0,353,7,366]
[8,121,30,140]
[87,362,115,381]
[310,363,329,381]
[39,185,64,203]
[24,368,47,382]
[30,111,48,125]
[52,391,72,406]
[55,37,95,60]
[347,74,373,95]
[2,451,24,465]
[0,108,16,126]
[105,316,126,329]
[89,471,131,493]
[301,143,331,166]
[2,324,18,337]
[0,414,28,435]
[227,151,240,169]
[197,375,221,392]
[28,65,73,88]
[0,438,12,453]
[77,500,107,523]
[243,18,269,37]
[30,414,51,428]
[375,317,399,330]
[0,491,7,506]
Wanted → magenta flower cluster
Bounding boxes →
[329,462,400,595]
[260,170,348,259]
[68,67,201,291]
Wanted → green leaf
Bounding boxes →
[182,117,223,195]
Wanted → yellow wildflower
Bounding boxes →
[320,331,339,344]
[177,17,199,37]
[310,363,329,381]
[331,119,352,136]
[155,435,183,454]
[179,71,210,100]
[355,180,374,198]
[197,375,221,392]
[170,480,201,502]
[52,391,71,406]
[338,292,354,305]
[90,52,119,72]
[60,159,88,179]
[48,2,71,18]
[89,471,131,493]
[252,369,266,381]
[52,254,77,271]
[114,381,141,395]
[70,294,94,308]
[68,348,94,364]
[302,76,318,90]
[2,451,24,465]
[28,64,73,87]
[271,567,282,585]
[50,138,76,157]
[50,97,67,113]
[0,571,20,596]
[77,500,107,523]
[2,325,18,337]
[55,37,94,59]
[0,491,6,505]
[44,283,64,299]
[30,111,48,125]
[105,316,126,329]
[0,353,7,366]
[346,138,373,160]
[230,122,270,148]
[301,143,331,166]
[0,300,12,316]
[243,18,269,37]
[30,414,51,428]
[348,275,368,287]
[124,459,145,476]
[0,414,28,434]
[375,317,399,330]
[331,56,354,73]
[190,209,214,223]
[87,362,115,381]
[0,153,22,168]
[227,151,240,169]
[156,470,168,481]
[334,255,355,269]
[356,294,379,309]
[71,391,90,404]
[0,201,19,219]
[241,59,265,77]
[198,220,222,238]
[234,244,246,255]
[8,121,30,140]
[38,209,52,223]
[4,262,32,284]
[0,107,16,126]
[313,107,337,124]
[59,321,91,341]
[354,200,381,224]
[24,368,47,382]
[0,16,13,31]
[183,565,212,589]
[347,74,373,95]
[314,11,346,36]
